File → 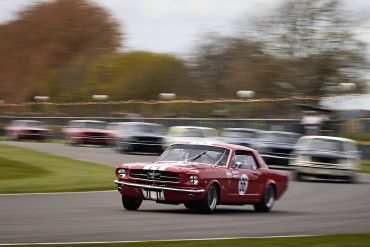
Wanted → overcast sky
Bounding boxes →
[1,0,370,56]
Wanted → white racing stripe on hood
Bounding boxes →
[158,164,178,171]
[143,164,154,170]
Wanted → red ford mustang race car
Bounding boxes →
[114,143,289,213]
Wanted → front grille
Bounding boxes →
[135,136,162,144]
[29,130,41,134]
[312,156,338,164]
[129,169,180,183]
[85,132,107,138]
[269,148,292,157]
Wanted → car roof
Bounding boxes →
[122,122,162,126]
[169,126,216,130]
[169,142,256,152]
[222,128,259,132]
[14,120,42,122]
[299,135,356,143]
[261,130,300,136]
[70,120,106,123]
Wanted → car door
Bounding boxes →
[227,150,263,203]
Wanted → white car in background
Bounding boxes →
[163,126,221,148]
[290,136,360,183]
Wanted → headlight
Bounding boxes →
[189,175,199,185]
[297,155,310,162]
[117,168,127,178]
[339,158,358,170]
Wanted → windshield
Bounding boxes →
[308,138,344,152]
[221,130,256,138]
[85,122,106,129]
[124,123,162,134]
[25,121,44,128]
[258,132,298,144]
[158,144,230,166]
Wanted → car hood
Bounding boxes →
[118,162,217,173]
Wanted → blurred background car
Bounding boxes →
[290,136,360,182]
[251,131,301,168]
[106,122,125,146]
[219,128,260,148]
[5,120,51,141]
[112,122,164,154]
[64,120,110,146]
[164,126,221,148]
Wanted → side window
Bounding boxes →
[233,150,258,170]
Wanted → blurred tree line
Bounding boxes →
[0,0,367,103]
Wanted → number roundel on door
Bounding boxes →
[238,174,249,195]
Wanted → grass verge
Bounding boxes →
[0,144,115,193]
[360,160,370,174]
[1,233,370,247]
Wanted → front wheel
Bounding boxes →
[293,171,305,182]
[200,184,218,214]
[122,195,142,210]
[254,185,275,212]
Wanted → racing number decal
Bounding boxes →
[238,174,249,195]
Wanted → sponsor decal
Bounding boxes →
[226,171,232,178]
[232,170,240,178]
[238,174,249,195]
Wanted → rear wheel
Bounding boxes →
[200,184,218,214]
[254,185,275,212]
[122,195,142,210]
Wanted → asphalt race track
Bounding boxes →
[1,141,370,244]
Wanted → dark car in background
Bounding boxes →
[219,128,260,148]
[64,120,110,145]
[112,122,164,154]
[251,131,300,168]
[6,120,51,141]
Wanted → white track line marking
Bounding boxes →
[0,235,318,246]
[0,190,116,196]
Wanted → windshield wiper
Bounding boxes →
[186,150,208,162]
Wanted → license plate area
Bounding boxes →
[142,189,165,201]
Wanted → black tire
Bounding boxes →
[122,195,142,210]
[345,174,357,184]
[121,140,133,153]
[254,185,275,212]
[294,171,304,182]
[200,184,218,214]
[113,140,123,152]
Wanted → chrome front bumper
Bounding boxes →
[114,180,205,193]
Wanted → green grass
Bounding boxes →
[0,144,115,193]
[361,160,370,174]
[1,233,369,247]
[0,157,51,179]
[339,133,370,143]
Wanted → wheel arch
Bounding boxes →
[265,179,277,199]
[207,179,221,202]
